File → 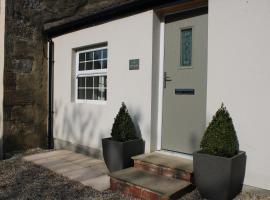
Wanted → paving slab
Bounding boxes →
[62,154,89,162]
[23,150,72,161]
[53,163,88,174]
[23,150,109,191]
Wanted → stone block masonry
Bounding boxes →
[2,0,91,154]
[4,6,47,152]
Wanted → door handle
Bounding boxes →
[164,72,172,89]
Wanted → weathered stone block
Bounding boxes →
[4,72,16,90]
[3,106,13,121]
[11,105,34,123]
[3,133,40,153]
[11,58,33,73]
[16,74,36,90]
[4,121,35,136]
[22,0,41,10]
[4,90,34,106]
[12,21,35,40]
[12,40,39,57]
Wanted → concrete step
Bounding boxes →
[109,167,194,200]
[132,152,193,182]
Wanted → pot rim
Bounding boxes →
[102,137,143,143]
[193,150,246,160]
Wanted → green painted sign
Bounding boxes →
[129,59,140,70]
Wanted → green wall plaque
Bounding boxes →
[129,59,140,70]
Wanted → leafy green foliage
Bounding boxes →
[111,103,137,142]
[200,104,239,157]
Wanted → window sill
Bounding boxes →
[75,100,107,105]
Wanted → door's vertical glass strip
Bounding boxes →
[180,28,192,67]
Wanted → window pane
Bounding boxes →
[78,77,85,87]
[79,62,85,71]
[93,76,99,87]
[86,52,93,60]
[93,89,99,100]
[104,76,107,87]
[78,89,85,99]
[86,89,93,100]
[97,90,101,100]
[102,60,107,69]
[102,49,107,59]
[94,50,102,60]
[93,60,102,69]
[85,61,92,70]
[99,76,106,88]
[103,89,107,100]
[180,28,192,66]
[86,77,93,87]
[99,88,106,100]
[79,53,85,62]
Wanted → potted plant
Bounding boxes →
[102,103,145,172]
[193,104,246,200]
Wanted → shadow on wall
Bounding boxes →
[130,109,142,139]
[54,100,107,158]
[53,101,146,156]
[190,130,200,152]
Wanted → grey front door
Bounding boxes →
[162,14,208,154]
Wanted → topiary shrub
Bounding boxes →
[200,103,239,157]
[111,103,137,142]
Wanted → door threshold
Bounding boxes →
[156,150,193,160]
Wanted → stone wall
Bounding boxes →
[3,0,139,154]
[3,0,89,153]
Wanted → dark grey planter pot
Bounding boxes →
[102,137,145,172]
[193,151,246,200]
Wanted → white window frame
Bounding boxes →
[75,46,108,104]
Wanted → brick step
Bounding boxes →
[109,167,195,200]
[132,152,194,183]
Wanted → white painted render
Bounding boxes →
[207,0,270,190]
[150,12,161,152]
[0,0,5,159]
[53,1,270,190]
[53,11,157,154]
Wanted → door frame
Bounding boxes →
[156,19,165,152]
[155,6,208,159]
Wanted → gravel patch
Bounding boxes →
[177,189,270,200]
[0,149,269,200]
[0,149,132,200]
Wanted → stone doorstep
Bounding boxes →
[134,160,193,183]
[110,178,165,200]
[109,168,194,200]
[132,152,194,183]
[81,174,110,191]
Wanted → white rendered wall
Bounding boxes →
[150,12,161,152]
[53,11,155,154]
[208,0,270,190]
[0,0,5,159]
